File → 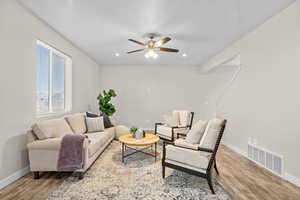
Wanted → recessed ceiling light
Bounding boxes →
[182,53,187,57]
[115,53,120,57]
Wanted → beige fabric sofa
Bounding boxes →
[27,113,129,178]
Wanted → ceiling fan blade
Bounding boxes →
[156,37,171,46]
[128,39,145,46]
[158,47,179,53]
[127,49,145,54]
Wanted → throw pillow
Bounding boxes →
[199,118,225,149]
[178,111,191,127]
[185,120,208,144]
[65,113,87,134]
[100,113,114,128]
[32,118,73,140]
[86,117,105,133]
[86,112,99,118]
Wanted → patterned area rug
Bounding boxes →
[48,141,232,200]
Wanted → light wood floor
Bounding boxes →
[0,144,299,200]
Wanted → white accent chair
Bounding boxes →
[155,110,194,141]
[162,119,227,194]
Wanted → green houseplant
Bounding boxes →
[130,126,138,137]
[97,89,117,116]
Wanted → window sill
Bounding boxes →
[36,111,71,119]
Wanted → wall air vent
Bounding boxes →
[248,143,283,177]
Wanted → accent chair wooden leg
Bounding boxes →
[207,174,215,194]
[162,165,166,178]
[33,172,39,179]
[214,161,219,175]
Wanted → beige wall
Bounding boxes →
[201,1,300,180]
[0,0,100,181]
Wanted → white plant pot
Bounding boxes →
[135,129,144,140]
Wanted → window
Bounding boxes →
[36,40,72,116]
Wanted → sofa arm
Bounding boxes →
[115,125,130,139]
[27,138,62,150]
[27,137,90,150]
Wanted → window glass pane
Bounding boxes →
[52,53,65,111]
[36,44,50,113]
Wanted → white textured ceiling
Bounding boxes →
[18,0,294,65]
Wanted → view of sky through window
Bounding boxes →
[36,42,66,114]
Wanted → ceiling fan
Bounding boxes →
[127,33,179,59]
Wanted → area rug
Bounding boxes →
[48,141,232,200]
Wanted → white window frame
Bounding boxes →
[36,40,72,118]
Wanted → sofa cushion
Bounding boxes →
[32,119,73,140]
[86,117,104,133]
[185,120,207,144]
[199,118,225,149]
[174,139,199,150]
[86,131,114,157]
[166,144,211,170]
[105,127,116,136]
[115,125,129,139]
[65,113,87,134]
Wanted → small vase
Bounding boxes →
[135,129,144,140]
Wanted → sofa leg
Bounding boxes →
[78,172,84,180]
[33,172,40,179]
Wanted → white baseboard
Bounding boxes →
[0,166,30,190]
[285,173,300,187]
[222,142,247,157]
[222,142,300,188]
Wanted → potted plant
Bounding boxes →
[97,89,117,118]
[130,127,138,138]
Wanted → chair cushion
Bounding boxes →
[32,118,73,140]
[199,118,225,149]
[86,131,114,157]
[174,139,199,150]
[166,144,211,170]
[86,117,104,133]
[65,113,87,134]
[185,120,208,144]
[156,125,189,140]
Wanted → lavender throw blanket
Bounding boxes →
[57,134,86,171]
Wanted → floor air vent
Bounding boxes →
[248,143,283,177]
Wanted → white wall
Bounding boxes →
[0,0,100,182]
[99,65,235,128]
[201,1,300,181]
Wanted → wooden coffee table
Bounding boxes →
[119,133,159,163]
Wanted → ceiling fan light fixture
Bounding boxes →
[144,49,158,59]
[128,35,178,58]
